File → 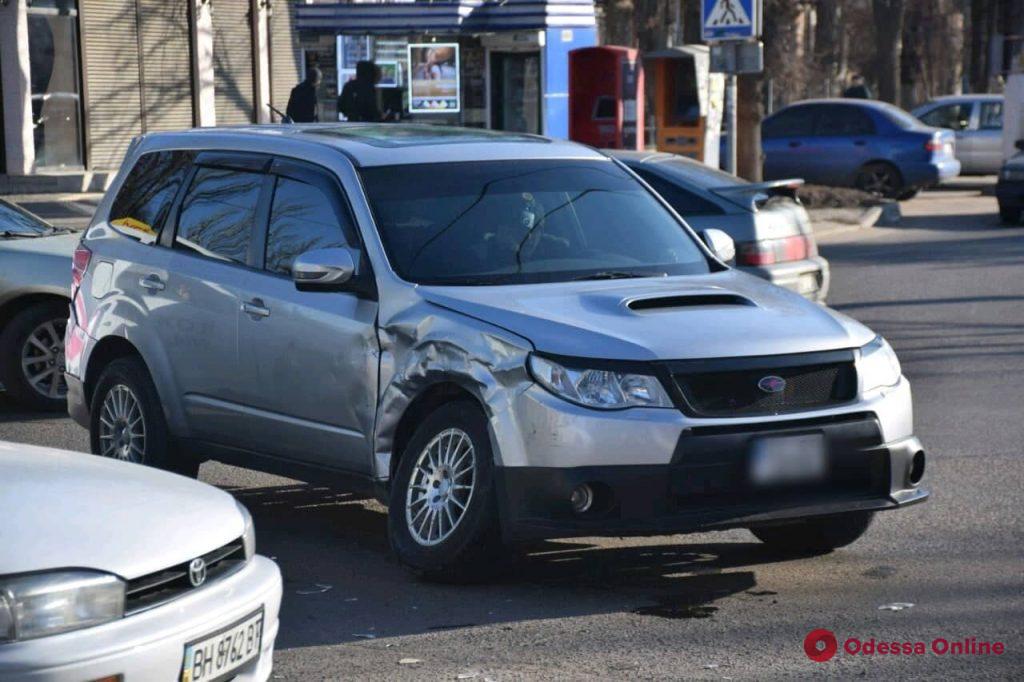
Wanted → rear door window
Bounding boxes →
[919,103,972,131]
[633,168,724,216]
[762,106,819,138]
[264,177,351,276]
[816,105,876,136]
[108,150,193,243]
[175,166,265,265]
[979,102,1002,130]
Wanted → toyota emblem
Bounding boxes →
[757,375,786,394]
[188,557,207,587]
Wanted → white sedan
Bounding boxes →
[0,441,282,682]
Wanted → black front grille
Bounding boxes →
[669,351,857,417]
[125,538,246,615]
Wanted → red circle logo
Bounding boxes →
[804,628,838,662]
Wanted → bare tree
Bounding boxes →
[872,0,906,103]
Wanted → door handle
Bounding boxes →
[139,274,165,291]
[242,298,270,319]
[788,140,802,148]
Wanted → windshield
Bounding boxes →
[359,160,712,285]
[0,200,59,237]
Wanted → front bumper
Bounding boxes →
[0,556,282,682]
[995,179,1024,208]
[741,255,830,302]
[496,409,927,542]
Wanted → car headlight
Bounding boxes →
[1001,167,1024,181]
[858,336,902,392]
[0,570,124,643]
[236,500,256,560]
[528,354,673,409]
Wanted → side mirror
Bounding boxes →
[292,247,355,290]
[701,229,736,264]
[1015,139,1024,152]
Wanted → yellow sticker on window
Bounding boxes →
[111,217,157,236]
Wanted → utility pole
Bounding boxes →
[725,74,737,174]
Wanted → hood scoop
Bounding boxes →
[626,293,755,312]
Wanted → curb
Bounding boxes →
[809,202,900,239]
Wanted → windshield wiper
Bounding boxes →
[571,270,666,281]
[1,230,44,238]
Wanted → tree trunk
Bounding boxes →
[736,74,763,182]
[872,0,906,103]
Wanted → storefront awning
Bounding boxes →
[295,0,596,34]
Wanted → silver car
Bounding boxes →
[608,150,829,302]
[67,125,927,579]
[0,440,281,681]
[0,199,76,410]
[912,94,1004,174]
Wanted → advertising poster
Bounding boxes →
[407,43,460,113]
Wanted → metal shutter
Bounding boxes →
[138,0,194,132]
[212,0,255,125]
[81,0,142,169]
[269,0,302,122]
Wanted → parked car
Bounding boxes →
[762,99,960,199]
[911,94,1003,175]
[0,199,75,410]
[66,125,927,580]
[0,440,282,681]
[995,140,1024,224]
[609,150,829,302]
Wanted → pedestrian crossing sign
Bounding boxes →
[702,0,760,42]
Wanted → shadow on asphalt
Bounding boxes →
[229,482,795,650]
[0,395,65,423]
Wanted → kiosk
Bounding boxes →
[568,46,644,149]
[645,46,724,166]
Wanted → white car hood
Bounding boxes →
[421,270,874,361]
[0,442,245,579]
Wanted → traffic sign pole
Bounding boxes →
[725,74,737,174]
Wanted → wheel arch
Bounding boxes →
[0,293,70,331]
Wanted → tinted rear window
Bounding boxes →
[109,150,194,243]
[175,167,263,265]
[762,106,818,138]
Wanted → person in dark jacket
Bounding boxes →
[286,67,322,123]
[337,61,382,122]
[842,74,872,99]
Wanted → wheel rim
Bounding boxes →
[405,428,476,546]
[20,318,67,400]
[97,384,146,462]
[859,167,896,196]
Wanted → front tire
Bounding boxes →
[750,511,874,554]
[89,357,199,477]
[999,204,1021,225]
[0,301,69,411]
[388,400,504,582]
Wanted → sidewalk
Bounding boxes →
[3,193,102,230]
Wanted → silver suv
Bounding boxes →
[66,125,927,579]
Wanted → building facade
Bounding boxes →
[0,0,303,186]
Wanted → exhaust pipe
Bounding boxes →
[908,450,926,486]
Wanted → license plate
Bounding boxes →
[749,434,827,487]
[181,608,263,682]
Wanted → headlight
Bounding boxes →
[528,354,673,409]
[1001,167,1024,181]
[858,336,901,392]
[0,570,124,643]
[236,500,256,560]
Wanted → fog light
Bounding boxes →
[908,450,926,486]
[570,484,594,514]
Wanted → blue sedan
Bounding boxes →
[762,99,960,199]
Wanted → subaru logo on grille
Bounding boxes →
[757,375,786,394]
[188,557,207,587]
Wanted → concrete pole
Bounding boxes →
[252,0,271,124]
[725,73,737,175]
[191,0,216,127]
[0,0,35,174]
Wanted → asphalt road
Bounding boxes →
[2,185,1022,679]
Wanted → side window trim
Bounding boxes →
[159,162,200,249]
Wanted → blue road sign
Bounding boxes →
[702,0,759,42]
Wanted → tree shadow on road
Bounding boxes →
[224,482,803,650]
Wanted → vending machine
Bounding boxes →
[645,46,724,166]
[568,46,644,149]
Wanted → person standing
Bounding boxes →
[337,61,383,122]
[286,67,322,123]
[842,74,872,99]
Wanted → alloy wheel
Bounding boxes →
[20,318,67,400]
[97,384,146,462]
[858,167,898,197]
[405,428,476,546]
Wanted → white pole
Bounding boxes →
[725,73,737,174]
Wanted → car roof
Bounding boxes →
[925,93,1003,103]
[138,124,607,168]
